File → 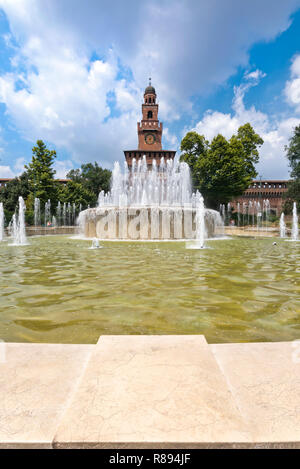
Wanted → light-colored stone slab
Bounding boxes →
[54,335,250,448]
[211,342,300,445]
[0,343,93,448]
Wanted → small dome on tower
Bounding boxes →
[144,85,156,94]
[144,78,156,95]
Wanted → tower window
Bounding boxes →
[147,110,153,119]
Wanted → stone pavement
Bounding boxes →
[0,336,299,448]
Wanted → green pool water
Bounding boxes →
[0,236,299,344]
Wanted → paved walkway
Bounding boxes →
[0,336,299,448]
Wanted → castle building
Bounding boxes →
[124,80,176,167]
[0,178,69,188]
[231,180,289,214]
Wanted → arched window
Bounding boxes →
[147,110,153,119]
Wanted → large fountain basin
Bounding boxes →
[0,235,299,344]
[80,206,223,240]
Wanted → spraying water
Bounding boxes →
[63,203,67,226]
[80,155,223,240]
[67,202,71,226]
[9,197,27,245]
[195,191,205,248]
[44,200,51,227]
[0,202,4,241]
[89,238,102,249]
[34,198,41,227]
[263,199,270,231]
[280,213,286,238]
[72,203,76,225]
[98,157,193,207]
[292,202,299,241]
[56,202,61,227]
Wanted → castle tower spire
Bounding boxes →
[123,81,176,167]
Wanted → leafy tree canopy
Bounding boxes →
[284,124,300,213]
[25,140,58,206]
[285,124,300,179]
[180,123,263,208]
[67,162,111,197]
[0,172,31,217]
[57,180,97,209]
[283,180,300,214]
[0,140,113,224]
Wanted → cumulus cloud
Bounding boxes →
[192,70,299,178]
[0,165,14,177]
[14,157,26,174]
[0,0,299,172]
[244,69,266,81]
[285,54,300,112]
[53,160,74,179]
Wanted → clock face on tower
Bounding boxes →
[145,133,156,145]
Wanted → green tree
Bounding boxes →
[180,124,263,208]
[283,125,300,213]
[283,180,300,213]
[25,140,58,207]
[180,132,209,189]
[0,172,31,223]
[57,180,97,208]
[285,124,300,179]
[67,162,111,197]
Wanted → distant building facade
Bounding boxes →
[232,180,289,214]
[0,178,70,188]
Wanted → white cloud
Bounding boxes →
[0,48,140,166]
[244,69,266,81]
[163,127,179,149]
[53,159,74,179]
[192,72,299,179]
[14,157,26,174]
[0,165,14,177]
[0,0,299,171]
[285,54,300,112]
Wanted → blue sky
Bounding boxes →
[0,0,300,179]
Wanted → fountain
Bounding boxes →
[56,202,62,227]
[186,191,206,249]
[256,202,262,231]
[34,198,41,227]
[67,202,71,226]
[9,196,28,245]
[220,204,225,223]
[89,238,102,249]
[72,203,76,225]
[78,156,223,240]
[237,202,240,227]
[263,199,270,231]
[242,202,247,227]
[63,203,67,226]
[280,213,286,238]
[44,200,51,227]
[0,202,4,241]
[248,201,253,227]
[291,202,299,241]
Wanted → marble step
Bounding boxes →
[53,335,250,448]
[211,342,300,446]
[1,337,299,448]
[0,343,93,448]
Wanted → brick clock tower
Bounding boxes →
[124,79,176,167]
